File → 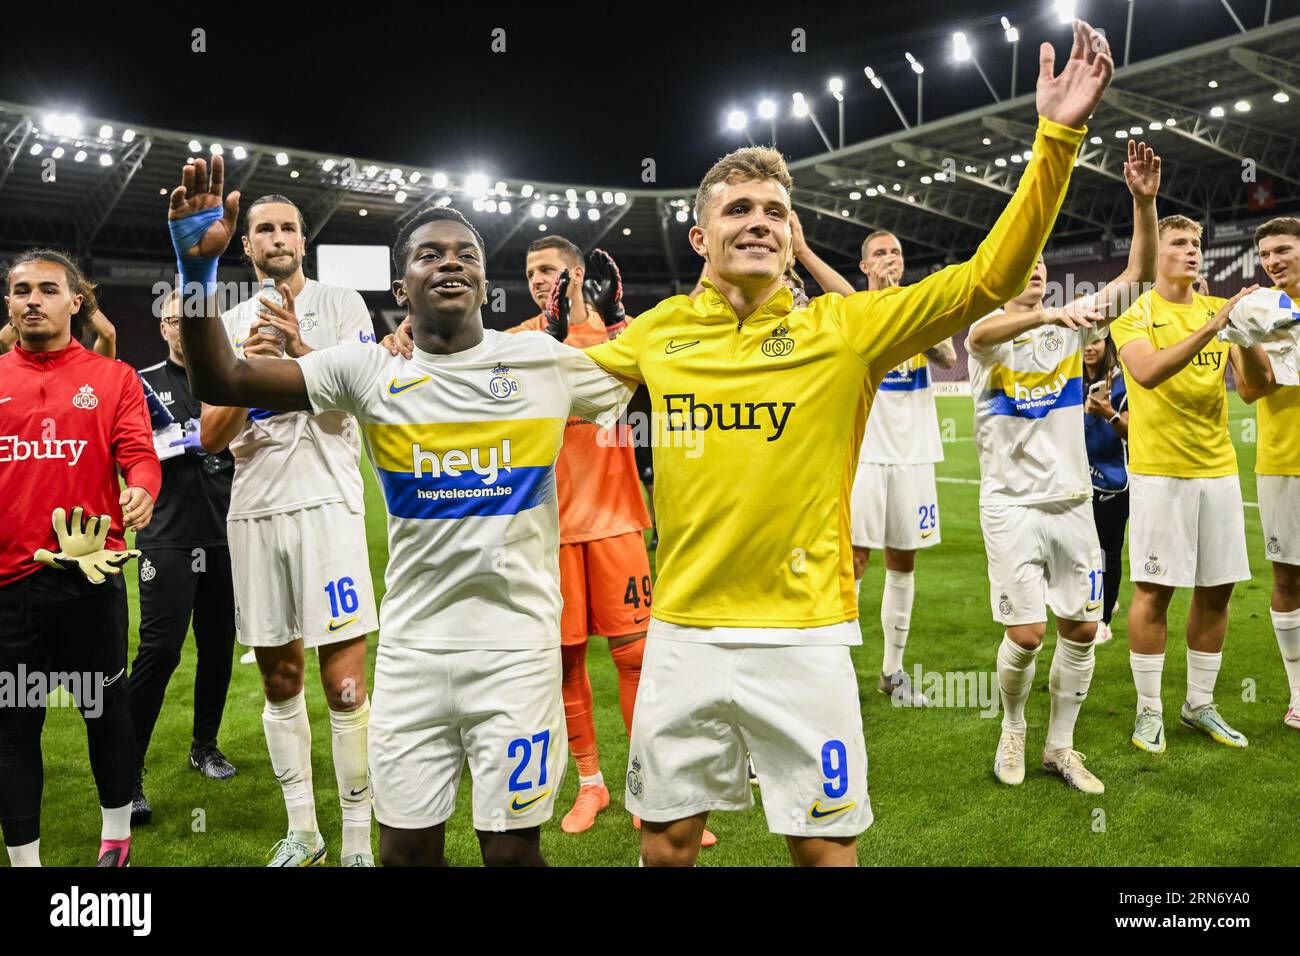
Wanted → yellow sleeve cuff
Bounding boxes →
[1036,115,1087,147]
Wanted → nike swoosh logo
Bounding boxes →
[387,377,430,395]
[328,617,358,632]
[1153,727,1162,745]
[1085,602,1102,613]
[634,614,650,624]
[349,787,367,797]
[920,529,935,539]
[101,668,125,687]
[1011,337,1032,345]
[0,397,11,404]
[665,340,700,354]
[809,800,855,820]
[510,790,550,812]
[275,769,291,780]
[1152,323,1170,328]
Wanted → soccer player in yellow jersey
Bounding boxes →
[582,20,1113,867]
[1236,216,1300,730]
[1110,216,1273,753]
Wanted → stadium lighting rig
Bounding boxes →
[1001,17,1022,97]
[905,52,924,125]
[791,92,834,151]
[828,77,845,149]
[952,31,1001,103]
[757,98,778,146]
[864,67,910,130]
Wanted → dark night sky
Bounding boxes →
[3,0,1292,188]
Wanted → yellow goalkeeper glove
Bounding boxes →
[33,506,141,585]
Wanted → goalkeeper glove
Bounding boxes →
[582,248,628,337]
[542,269,571,342]
[33,507,140,585]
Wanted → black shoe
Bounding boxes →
[131,769,152,827]
[189,741,237,780]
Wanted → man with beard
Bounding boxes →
[198,194,378,866]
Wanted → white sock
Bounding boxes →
[101,803,132,841]
[1271,608,1300,709]
[579,771,605,789]
[855,576,864,601]
[1130,651,1165,714]
[880,569,915,675]
[1046,636,1095,752]
[997,634,1040,733]
[6,839,40,866]
[1186,648,1222,710]
[263,690,318,835]
[330,698,372,859]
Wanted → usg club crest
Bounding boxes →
[1267,536,1281,557]
[626,754,644,797]
[139,557,156,583]
[488,364,519,400]
[1144,552,1163,576]
[998,593,1014,617]
[298,312,319,332]
[761,324,795,357]
[72,384,99,409]
[1042,330,1063,352]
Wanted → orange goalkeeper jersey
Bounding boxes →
[507,312,651,544]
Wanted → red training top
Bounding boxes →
[0,340,161,588]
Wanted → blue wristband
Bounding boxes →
[168,207,223,296]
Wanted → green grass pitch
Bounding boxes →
[12,394,1298,866]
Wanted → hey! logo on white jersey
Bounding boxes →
[412,440,512,485]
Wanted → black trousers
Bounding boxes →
[127,545,235,768]
[1092,489,1130,625]
[0,569,134,846]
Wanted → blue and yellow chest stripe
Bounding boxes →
[878,354,931,393]
[364,418,564,520]
[980,351,1083,420]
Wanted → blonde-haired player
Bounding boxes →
[1110,215,1273,753]
[1236,216,1300,729]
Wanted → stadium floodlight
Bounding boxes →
[1090,135,1103,144]
[232,146,247,160]
[322,158,336,172]
[73,150,87,162]
[1275,91,1291,103]
[121,128,136,143]
[565,187,579,202]
[466,174,489,196]
[99,153,112,167]
[1129,125,1143,135]
[44,113,82,138]
[472,198,485,211]
[1208,80,1219,88]
[827,78,845,148]
[188,139,201,152]
[1148,121,1163,130]
[614,192,627,205]
[726,109,747,131]
[289,170,300,179]
[675,208,689,223]
[430,171,448,188]
[1001,16,1021,95]
[494,180,507,194]
[538,223,548,232]
[905,53,924,124]
[1234,100,1251,112]
[520,183,533,197]
[1165,117,1176,126]
[622,227,631,236]
[274,151,289,165]
[602,190,614,204]
[98,124,113,139]
[209,143,223,156]
[567,206,580,220]
[588,208,599,221]
[921,175,933,185]
[484,199,497,213]
[953,31,1001,102]
[757,98,777,145]
[585,189,597,203]
[1054,0,1076,25]
[499,200,512,214]
[530,202,545,218]
[29,143,42,156]
[435,195,451,207]
[546,204,558,218]
[897,159,906,167]
[358,209,368,217]
[790,92,833,150]
[1001,15,1019,43]
[1115,129,1128,138]
[394,190,407,203]
[849,190,862,199]
[994,157,1006,167]
[863,66,911,130]
[51,146,65,159]
[390,168,403,180]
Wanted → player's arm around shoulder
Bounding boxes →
[581,298,656,386]
[295,342,388,418]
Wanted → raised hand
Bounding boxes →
[1212,284,1261,334]
[1046,298,1104,332]
[582,249,628,334]
[789,209,809,259]
[543,269,571,342]
[167,155,241,259]
[1124,140,1161,203]
[1036,19,1114,130]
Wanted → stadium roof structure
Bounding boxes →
[0,15,1297,291]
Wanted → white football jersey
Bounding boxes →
[968,310,1099,506]
[297,329,632,651]
[859,353,944,464]
[221,279,376,520]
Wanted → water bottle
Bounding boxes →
[257,278,286,354]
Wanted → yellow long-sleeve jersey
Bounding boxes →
[586,116,1086,630]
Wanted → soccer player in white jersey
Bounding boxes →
[1236,216,1300,729]
[967,140,1161,794]
[852,232,956,707]
[198,194,377,866]
[168,162,631,866]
